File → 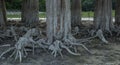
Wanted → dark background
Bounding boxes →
[5,0,115,11]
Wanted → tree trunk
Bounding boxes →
[21,0,39,27]
[115,0,120,26]
[71,0,82,27]
[0,0,7,29]
[94,0,114,32]
[46,0,71,43]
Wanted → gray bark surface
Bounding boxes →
[21,0,39,27]
[0,0,6,28]
[115,0,120,26]
[46,0,71,43]
[94,0,114,32]
[71,0,82,27]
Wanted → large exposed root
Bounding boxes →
[0,44,10,48]
[61,44,81,56]
[95,29,108,44]
[89,29,108,44]
[0,28,44,62]
[63,38,92,54]
[10,26,18,41]
[48,34,93,57]
[116,26,120,36]
[0,47,15,58]
[72,26,79,35]
[49,40,81,57]
[49,40,62,57]
[0,28,109,62]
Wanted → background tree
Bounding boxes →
[46,0,85,57]
[71,0,82,27]
[21,0,39,27]
[46,0,71,43]
[94,0,114,33]
[115,0,120,26]
[0,0,7,29]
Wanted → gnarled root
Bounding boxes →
[0,28,44,62]
[0,47,15,58]
[95,29,108,44]
[89,29,108,44]
[49,40,81,57]
[49,40,62,57]
[0,37,35,62]
[1,28,109,62]
[63,38,92,54]
[116,27,120,36]
[48,34,93,57]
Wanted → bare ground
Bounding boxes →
[0,21,120,65]
[0,37,120,65]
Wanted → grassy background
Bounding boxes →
[7,11,115,18]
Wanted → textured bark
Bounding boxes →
[0,0,7,28]
[21,0,39,27]
[94,0,114,32]
[46,0,71,43]
[115,0,120,26]
[71,0,82,27]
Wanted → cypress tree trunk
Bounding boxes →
[115,0,120,26]
[0,0,6,29]
[46,0,71,43]
[94,0,114,32]
[21,0,39,27]
[71,0,82,27]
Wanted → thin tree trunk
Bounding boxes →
[21,0,39,27]
[94,0,114,32]
[71,0,82,27]
[46,0,71,43]
[115,0,120,26]
[0,0,7,29]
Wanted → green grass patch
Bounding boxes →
[7,14,21,18]
[39,13,46,18]
[7,12,46,18]
[82,11,94,17]
[82,10,115,17]
[7,11,115,18]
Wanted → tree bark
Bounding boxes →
[0,0,7,29]
[46,0,71,43]
[71,0,82,27]
[21,0,39,27]
[94,0,114,32]
[115,0,120,26]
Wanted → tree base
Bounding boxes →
[0,28,109,62]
